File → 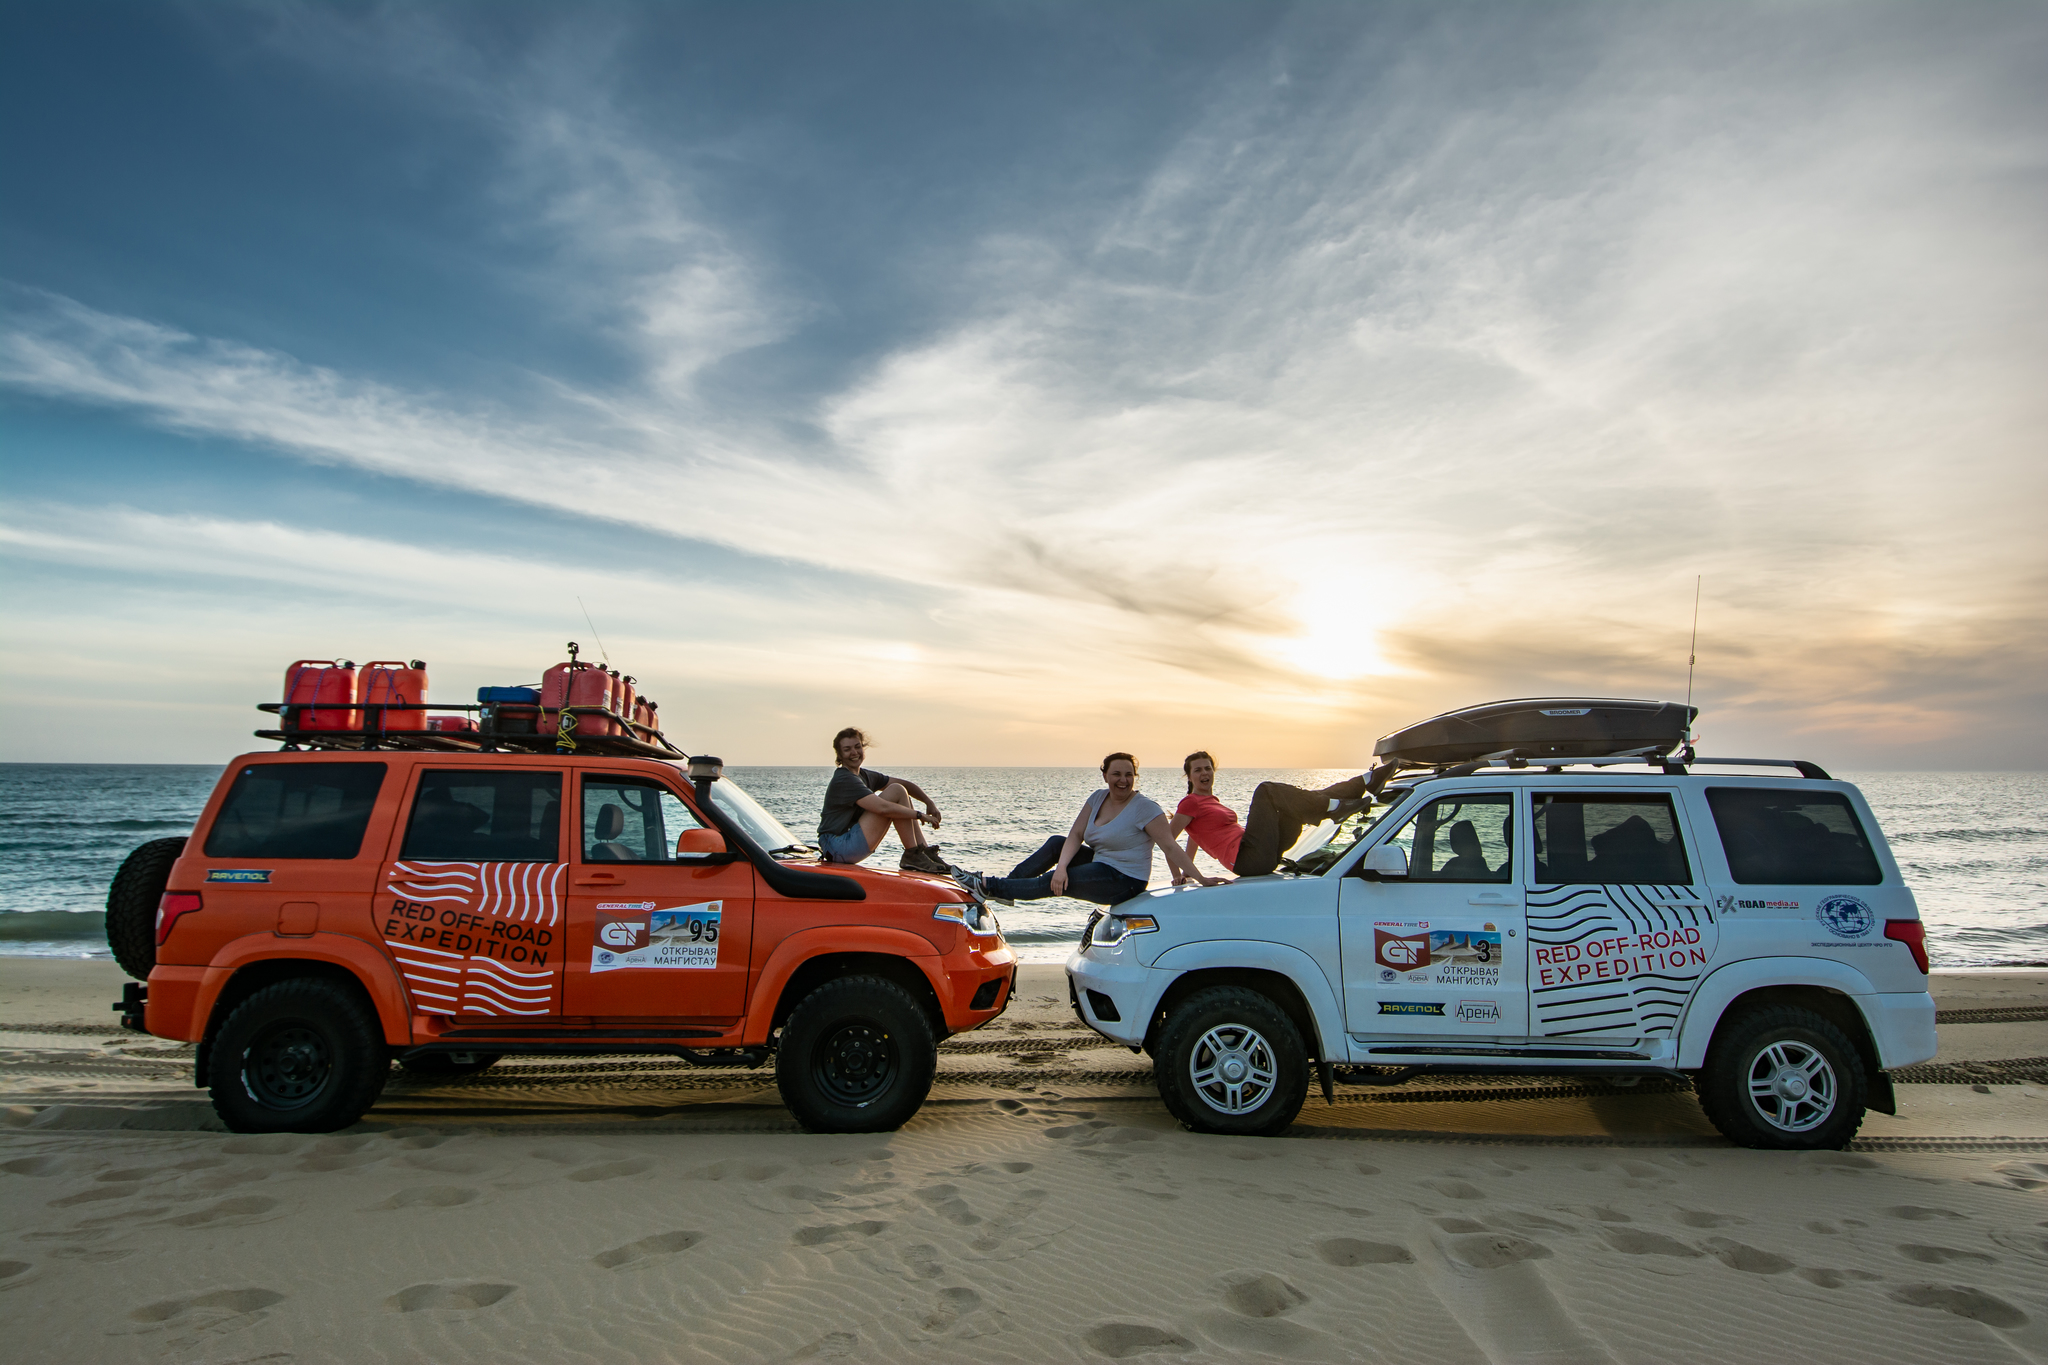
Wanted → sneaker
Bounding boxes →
[951,868,1009,906]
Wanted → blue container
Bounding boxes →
[477,686,541,703]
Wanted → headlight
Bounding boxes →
[1088,912,1159,948]
[933,901,1001,936]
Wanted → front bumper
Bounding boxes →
[1065,948,1167,1049]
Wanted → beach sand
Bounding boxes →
[4,958,2045,1363]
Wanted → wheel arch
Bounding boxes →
[193,936,407,1087]
[1676,959,1892,1115]
[1141,944,1341,1061]
[755,941,949,1044]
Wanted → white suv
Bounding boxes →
[1065,701,1934,1150]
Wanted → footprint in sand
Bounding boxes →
[1422,1179,1485,1201]
[1,1259,32,1283]
[1494,1212,1573,1233]
[1315,1237,1413,1266]
[1444,1234,1553,1270]
[161,1195,284,1228]
[792,1329,860,1359]
[1796,1267,1882,1288]
[128,1287,285,1325]
[1887,1205,1969,1222]
[375,1186,479,1210]
[915,1185,982,1226]
[1703,1239,1794,1274]
[685,1159,788,1183]
[1887,1284,2028,1329]
[49,1186,141,1208]
[920,1285,984,1332]
[2,1155,74,1177]
[593,1231,701,1269]
[192,1167,273,1191]
[1082,1322,1194,1358]
[1598,1228,1701,1259]
[1988,1228,2048,1259]
[1000,1162,1034,1174]
[1897,1244,1997,1266]
[567,1158,653,1183]
[1982,1161,2048,1191]
[793,1220,891,1247]
[1195,1272,1321,1355]
[400,1154,489,1175]
[385,1282,517,1312]
[900,1244,945,1280]
[1673,1209,1747,1228]
[1434,1218,1488,1234]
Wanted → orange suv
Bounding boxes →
[105,744,1014,1134]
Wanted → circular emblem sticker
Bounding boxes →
[1815,895,1876,939]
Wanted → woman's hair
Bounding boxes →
[1182,750,1215,794]
[1100,751,1137,776]
[831,726,869,758]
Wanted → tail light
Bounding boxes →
[1884,919,1929,974]
[157,892,203,945]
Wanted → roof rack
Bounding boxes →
[256,702,689,761]
[1383,749,1832,781]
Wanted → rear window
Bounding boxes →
[1706,788,1883,885]
[400,771,562,862]
[204,762,388,860]
[1533,792,1693,884]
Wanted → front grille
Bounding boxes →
[1080,910,1103,949]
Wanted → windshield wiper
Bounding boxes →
[765,843,814,858]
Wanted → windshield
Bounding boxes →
[700,773,805,854]
[1283,790,1410,875]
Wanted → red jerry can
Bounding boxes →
[359,660,428,732]
[539,645,616,739]
[612,673,637,736]
[283,660,360,732]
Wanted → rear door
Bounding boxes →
[1525,789,1716,1045]
[377,766,566,1020]
[563,771,757,1021]
[1338,790,1528,1042]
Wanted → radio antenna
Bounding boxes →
[577,596,611,666]
[1685,575,1702,710]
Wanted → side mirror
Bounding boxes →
[1359,843,1409,880]
[675,827,728,858]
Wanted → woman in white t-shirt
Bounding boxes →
[954,753,1219,906]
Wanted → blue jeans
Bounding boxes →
[818,826,872,864]
[984,836,1148,906]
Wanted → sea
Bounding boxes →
[2,764,2042,969]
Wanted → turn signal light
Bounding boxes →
[157,892,203,945]
[1884,919,1929,974]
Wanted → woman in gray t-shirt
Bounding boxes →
[955,753,1219,906]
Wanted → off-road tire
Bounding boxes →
[105,837,186,980]
[398,1052,503,1080]
[208,978,389,1134]
[1155,986,1310,1137]
[776,975,936,1133]
[1697,1003,1867,1150]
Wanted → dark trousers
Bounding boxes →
[1232,776,1369,877]
[985,835,1149,906]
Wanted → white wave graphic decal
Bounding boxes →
[382,862,563,1018]
[1525,883,1717,1040]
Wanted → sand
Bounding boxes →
[4,958,2046,1363]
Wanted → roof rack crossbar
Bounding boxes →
[1390,754,1833,779]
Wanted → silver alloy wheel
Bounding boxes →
[1746,1039,1838,1132]
[1188,1022,1277,1115]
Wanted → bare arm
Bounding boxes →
[1147,815,1222,886]
[895,778,941,827]
[1166,811,1193,837]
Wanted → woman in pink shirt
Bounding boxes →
[1170,751,1370,879]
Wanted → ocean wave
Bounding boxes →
[0,911,106,941]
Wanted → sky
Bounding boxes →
[2,1,2044,769]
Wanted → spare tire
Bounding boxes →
[106,837,186,980]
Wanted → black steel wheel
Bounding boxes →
[776,975,935,1133]
[1155,986,1310,1137]
[208,978,388,1133]
[1697,1003,1868,1150]
[105,837,186,980]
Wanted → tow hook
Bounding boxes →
[113,982,147,1033]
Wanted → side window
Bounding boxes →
[1375,793,1513,882]
[582,778,705,863]
[1706,788,1883,885]
[204,762,387,859]
[1533,793,1692,884]
[400,771,562,862]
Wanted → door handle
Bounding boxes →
[574,874,623,886]
[1467,893,1511,906]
